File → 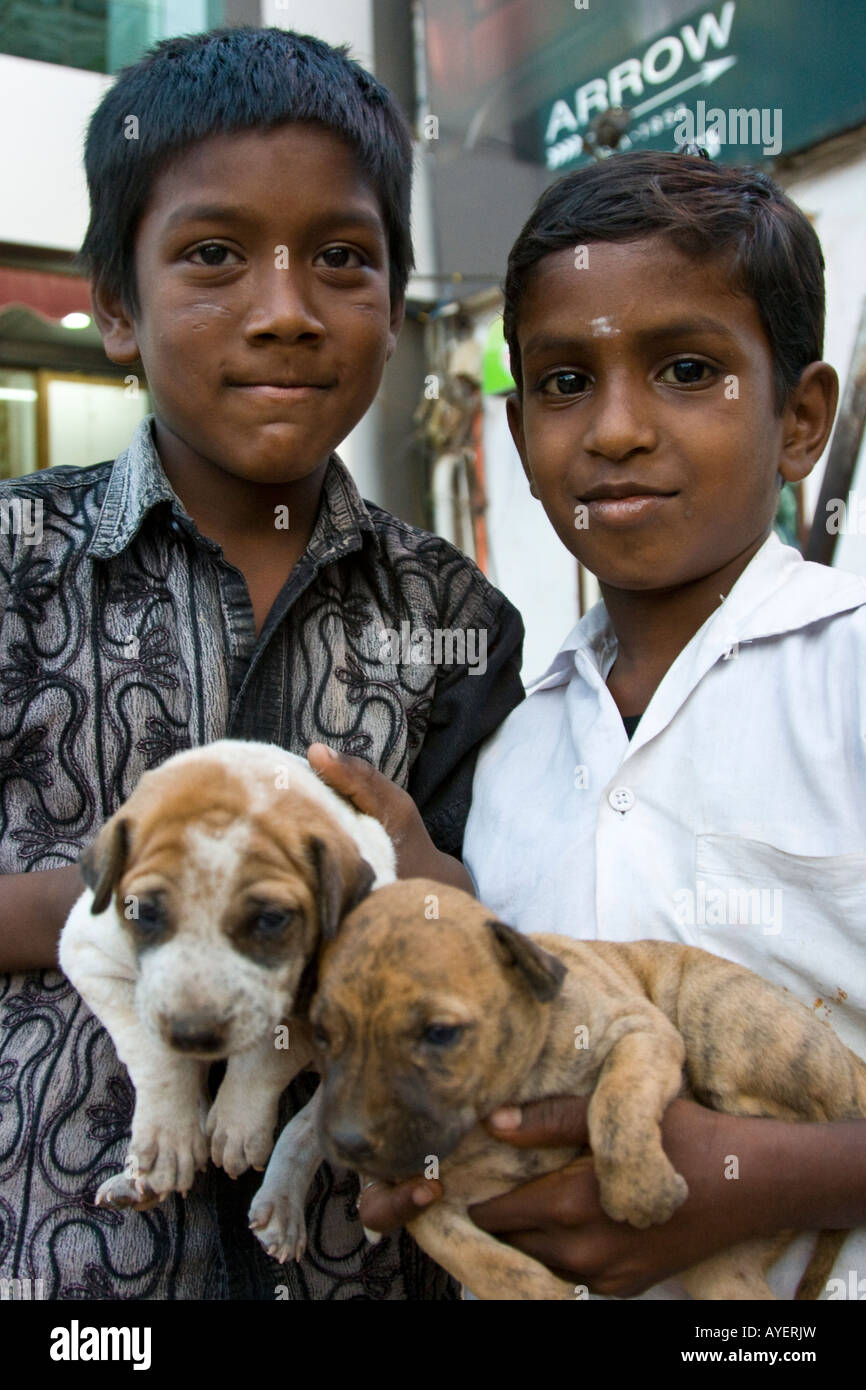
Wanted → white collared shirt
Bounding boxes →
[464,533,866,1299]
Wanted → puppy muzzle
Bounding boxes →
[159,1010,232,1057]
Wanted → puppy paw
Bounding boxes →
[129,1117,209,1198]
[248,1188,308,1265]
[95,1172,166,1212]
[207,1095,276,1178]
[598,1160,689,1229]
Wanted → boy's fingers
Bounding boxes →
[307,743,412,832]
[469,1160,596,1234]
[357,1177,443,1234]
[307,744,380,813]
[483,1095,591,1148]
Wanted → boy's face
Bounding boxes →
[97,123,403,484]
[507,236,804,593]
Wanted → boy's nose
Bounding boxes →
[582,380,658,461]
[243,269,325,341]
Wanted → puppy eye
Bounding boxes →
[312,1025,330,1050]
[136,900,164,932]
[422,1023,463,1047]
[251,909,295,938]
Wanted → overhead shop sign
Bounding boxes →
[528,0,866,173]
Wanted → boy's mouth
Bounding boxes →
[227,376,335,402]
[580,481,678,526]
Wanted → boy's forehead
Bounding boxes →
[141,123,384,228]
[518,236,759,346]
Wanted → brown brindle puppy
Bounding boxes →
[262,878,866,1299]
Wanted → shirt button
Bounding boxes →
[608,786,635,813]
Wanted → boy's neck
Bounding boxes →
[153,420,328,561]
[600,531,770,717]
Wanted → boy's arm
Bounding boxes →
[467,1097,866,1296]
[0,509,85,973]
[358,1097,866,1295]
[0,864,86,972]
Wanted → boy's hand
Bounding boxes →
[469,1097,787,1297]
[357,1176,444,1234]
[307,743,474,891]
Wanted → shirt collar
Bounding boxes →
[87,414,381,562]
[527,530,866,695]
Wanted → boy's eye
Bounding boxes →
[539,371,589,397]
[316,246,365,270]
[189,243,238,267]
[659,359,714,385]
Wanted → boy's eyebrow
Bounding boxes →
[523,316,739,358]
[162,202,385,238]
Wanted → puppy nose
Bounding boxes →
[165,1013,228,1054]
[330,1127,376,1164]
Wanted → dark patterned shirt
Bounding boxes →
[0,415,524,1300]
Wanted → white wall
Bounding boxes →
[46,379,149,469]
[0,55,111,251]
[482,394,581,684]
[263,0,373,68]
[782,149,866,577]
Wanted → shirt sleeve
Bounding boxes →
[408,583,525,858]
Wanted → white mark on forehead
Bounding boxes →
[590,316,620,337]
[182,821,250,896]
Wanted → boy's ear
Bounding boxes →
[385,294,406,360]
[89,282,142,366]
[777,361,839,484]
[506,390,539,499]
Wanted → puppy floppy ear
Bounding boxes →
[487,918,566,1002]
[79,816,130,915]
[308,835,376,941]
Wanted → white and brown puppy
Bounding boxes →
[250,878,866,1299]
[59,740,394,1210]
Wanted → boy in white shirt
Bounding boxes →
[350,151,866,1299]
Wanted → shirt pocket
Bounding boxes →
[692,833,866,1058]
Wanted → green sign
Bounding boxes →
[516,0,866,173]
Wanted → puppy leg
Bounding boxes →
[409,1202,573,1300]
[248,1090,324,1263]
[95,1172,168,1212]
[60,914,209,1198]
[679,1238,788,1299]
[588,1016,688,1228]
[208,1037,312,1178]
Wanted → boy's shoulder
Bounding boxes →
[0,459,113,567]
[0,460,114,494]
[733,534,866,641]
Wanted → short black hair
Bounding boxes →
[76,26,414,313]
[503,152,825,414]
